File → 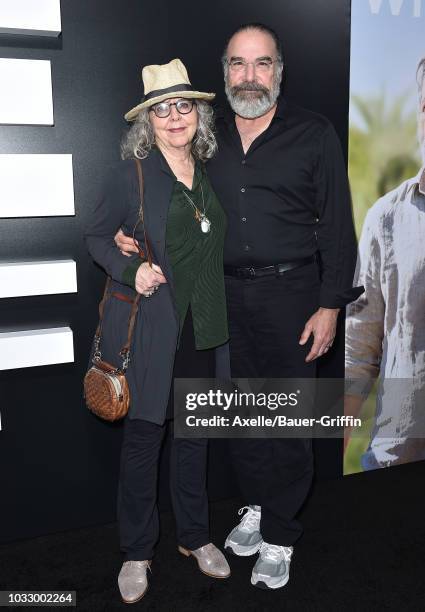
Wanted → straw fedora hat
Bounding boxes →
[124,58,215,121]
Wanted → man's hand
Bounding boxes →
[299,307,340,362]
[135,262,167,296]
[115,228,139,257]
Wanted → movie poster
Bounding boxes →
[344,0,425,474]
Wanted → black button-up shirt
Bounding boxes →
[206,96,364,308]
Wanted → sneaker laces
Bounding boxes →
[259,542,293,563]
[237,506,261,532]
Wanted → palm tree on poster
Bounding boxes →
[349,90,419,237]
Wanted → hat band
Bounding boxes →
[143,83,194,103]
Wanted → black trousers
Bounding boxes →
[117,310,215,560]
[225,261,319,546]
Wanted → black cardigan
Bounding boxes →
[85,149,182,424]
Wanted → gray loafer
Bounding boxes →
[178,542,231,578]
[118,560,151,604]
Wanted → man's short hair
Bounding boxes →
[221,23,284,66]
[416,57,425,103]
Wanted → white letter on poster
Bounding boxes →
[414,0,422,17]
[368,0,405,15]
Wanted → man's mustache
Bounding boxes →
[231,82,270,96]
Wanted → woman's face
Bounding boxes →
[149,97,198,153]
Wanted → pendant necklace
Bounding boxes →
[182,182,211,233]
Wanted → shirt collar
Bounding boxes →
[418,166,425,195]
[155,146,203,190]
[155,146,174,177]
[274,95,287,119]
[407,166,425,196]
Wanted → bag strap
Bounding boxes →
[93,158,150,371]
[93,277,112,360]
[119,295,140,370]
[133,158,153,267]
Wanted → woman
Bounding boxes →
[85,59,230,604]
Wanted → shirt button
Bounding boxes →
[241,160,246,165]
[241,217,247,222]
[244,245,250,251]
[240,187,246,193]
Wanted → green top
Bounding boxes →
[122,159,229,351]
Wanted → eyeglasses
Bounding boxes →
[227,58,276,74]
[149,99,195,118]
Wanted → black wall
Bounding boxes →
[0,0,351,544]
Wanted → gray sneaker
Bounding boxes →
[251,542,293,590]
[118,560,151,604]
[225,505,263,556]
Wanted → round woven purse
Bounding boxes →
[83,281,140,421]
[84,356,131,422]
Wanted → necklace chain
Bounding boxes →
[182,182,205,219]
[182,182,211,233]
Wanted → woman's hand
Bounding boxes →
[135,262,167,297]
[115,228,140,256]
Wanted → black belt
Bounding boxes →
[224,255,316,279]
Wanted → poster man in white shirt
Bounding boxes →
[345,57,425,469]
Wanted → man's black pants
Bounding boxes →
[225,261,319,546]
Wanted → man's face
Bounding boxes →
[224,29,283,119]
[419,77,425,164]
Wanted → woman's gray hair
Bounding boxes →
[121,100,217,161]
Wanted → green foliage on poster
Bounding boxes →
[349,91,419,236]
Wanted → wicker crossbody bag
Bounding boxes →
[84,159,152,421]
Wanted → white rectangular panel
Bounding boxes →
[0,154,75,217]
[0,327,74,370]
[0,0,61,37]
[0,260,77,298]
[0,58,53,125]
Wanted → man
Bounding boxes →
[116,23,362,589]
[344,57,425,470]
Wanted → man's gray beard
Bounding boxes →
[225,77,280,119]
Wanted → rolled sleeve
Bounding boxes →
[122,257,144,290]
[345,206,385,396]
[315,123,364,308]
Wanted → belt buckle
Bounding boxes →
[248,267,256,278]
